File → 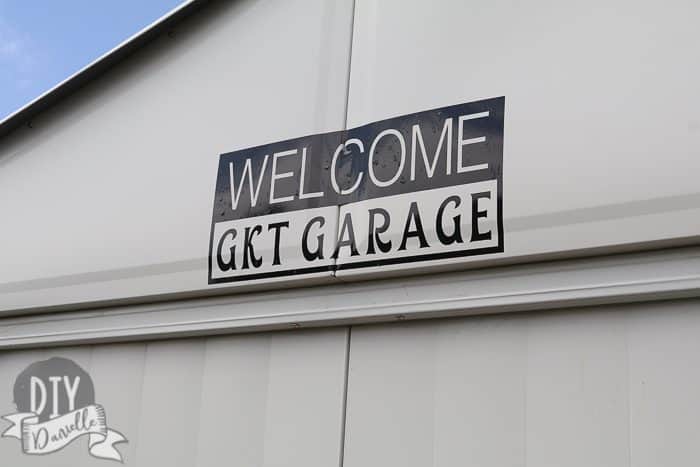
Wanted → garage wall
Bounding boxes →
[345,0,700,279]
[2,0,699,314]
[1,1,699,464]
[0,328,349,467]
[0,0,355,312]
[343,299,700,467]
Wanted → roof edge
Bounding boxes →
[0,0,207,141]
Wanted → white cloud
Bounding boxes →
[0,17,21,59]
[0,16,37,92]
[0,37,20,58]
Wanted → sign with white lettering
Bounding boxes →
[209,97,504,284]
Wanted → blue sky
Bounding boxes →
[0,0,184,120]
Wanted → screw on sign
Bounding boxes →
[209,97,505,283]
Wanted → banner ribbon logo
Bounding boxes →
[1,357,128,462]
[2,404,126,461]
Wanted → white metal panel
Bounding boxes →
[88,344,149,464]
[135,340,206,466]
[0,0,354,313]
[0,327,349,467]
[344,319,527,467]
[344,0,700,278]
[344,299,700,467]
[628,307,700,466]
[524,311,629,465]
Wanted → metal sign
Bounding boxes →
[209,97,504,284]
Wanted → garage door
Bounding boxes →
[0,328,349,466]
[343,299,700,467]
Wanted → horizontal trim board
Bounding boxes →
[1,245,700,349]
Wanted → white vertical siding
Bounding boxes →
[344,299,700,467]
[0,327,349,467]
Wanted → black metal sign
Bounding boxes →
[209,96,504,284]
